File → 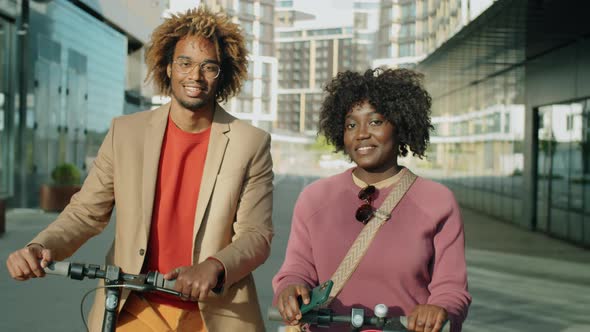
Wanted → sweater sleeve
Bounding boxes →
[426,194,472,332]
[272,192,319,305]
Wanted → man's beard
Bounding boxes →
[173,89,213,112]
[178,97,208,111]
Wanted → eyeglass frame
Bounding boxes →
[171,58,221,79]
[355,185,376,224]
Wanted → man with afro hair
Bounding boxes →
[7,6,273,331]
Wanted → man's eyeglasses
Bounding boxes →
[356,185,376,224]
[172,59,221,79]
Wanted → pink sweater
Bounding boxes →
[272,168,471,331]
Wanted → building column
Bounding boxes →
[0,198,5,234]
[522,104,538,231]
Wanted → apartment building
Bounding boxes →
[203,0,278,132]
[275,1,355,135]
[374,0,494,68]
[351,0,380,72]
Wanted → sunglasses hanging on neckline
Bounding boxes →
[355,185,376,224]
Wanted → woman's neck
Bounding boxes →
[352,164,401,185]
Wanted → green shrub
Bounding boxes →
[51,163,81,185]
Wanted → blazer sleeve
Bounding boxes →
[211,132,274,289]
[426,194,472,332]
[29,120,117,260]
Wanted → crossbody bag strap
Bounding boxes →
[324,168,418,306]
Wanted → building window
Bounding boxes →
[401,2,416,19]
[242,21,254,36]
[566,114,574,131]
[399,43,415,57]
[240,2,254,16]
[400,24,415,38]
[354,12,368,29]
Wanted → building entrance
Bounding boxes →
[537,98,590,246]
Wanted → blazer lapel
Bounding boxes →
[192,104,231,242]
[141,103,170,242]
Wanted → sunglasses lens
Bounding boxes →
[358,185,376,200]
[356,204,374,224]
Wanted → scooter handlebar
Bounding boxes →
[43,261,177,294]
[267,306,450,332]
[147,269,176,290]
[43,261,71,277]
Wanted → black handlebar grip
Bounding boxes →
[150,271,176,291]
[43,261,71,277]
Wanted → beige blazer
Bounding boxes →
[31,103,274,331]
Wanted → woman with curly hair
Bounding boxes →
[273,68,471,332]
[7,6,273,332]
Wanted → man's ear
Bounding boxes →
[167,64,171,78]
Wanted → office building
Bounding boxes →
[413,0,590,246]
[0,0,167,207]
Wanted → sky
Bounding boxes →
[290,0,354,27]
[168,0,354,27]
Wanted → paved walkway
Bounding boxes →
[463,208,590,281]
[460,208,590,332]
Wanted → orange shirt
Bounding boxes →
[143,116,211,309]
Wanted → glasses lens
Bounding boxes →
[358,185,376,201]
[174,61,220,78]
[356,204,374,224]
[174,61,193,74]
[201,63,220,79]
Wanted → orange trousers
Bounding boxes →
[116,293,207,332]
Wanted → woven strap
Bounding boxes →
[324,168,417,306]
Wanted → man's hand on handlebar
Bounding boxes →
[407,304,448,332]
[164,258,224,302]
[277,283,311,326]
[6,244,53,281]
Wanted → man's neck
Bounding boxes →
[169,102,214,133]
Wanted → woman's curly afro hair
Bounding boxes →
[319,68,433,158]
[145,6,248,103]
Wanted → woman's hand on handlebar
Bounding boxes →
[407,304,448,332]
[6,244,53,280]
[277,283,310,326]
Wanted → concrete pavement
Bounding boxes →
[1,174,589,331]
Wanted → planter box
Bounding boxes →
[40,184,81,212]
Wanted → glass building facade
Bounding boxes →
[536,99,590,244]
[0,5,17,201]
[1,0,164,207]
[412,0,590,246]
[14,0,127,207]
